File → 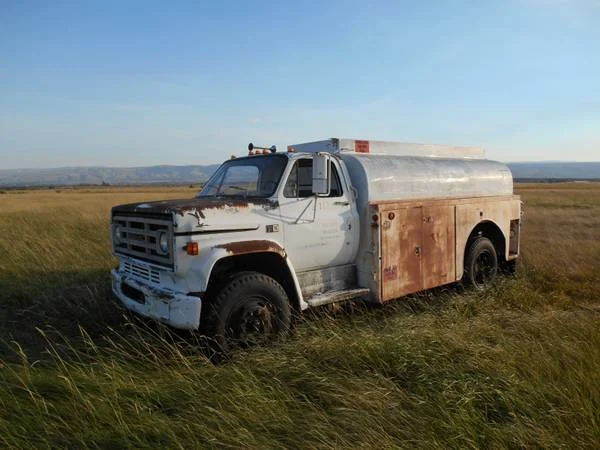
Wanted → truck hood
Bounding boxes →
[112,197,280,234]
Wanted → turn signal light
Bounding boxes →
[186,242,199,255]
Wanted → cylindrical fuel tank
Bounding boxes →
[340,153,513,207]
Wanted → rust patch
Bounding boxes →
[112,197,279,218]
[187,210,207,227]
[193,209,206,220]
[215,240,285,257]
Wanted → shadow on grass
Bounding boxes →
[0,269,127,361]
[0,269,226,364]
[0,266,521,365]
[298,281,464,324]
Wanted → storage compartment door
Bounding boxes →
[421,205,456,290]
[380,206,423,301]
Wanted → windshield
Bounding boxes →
[198,154,288,198]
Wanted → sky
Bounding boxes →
[1,0,599,169]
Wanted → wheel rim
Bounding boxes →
[226,296,277,346]
[473,249,496,287]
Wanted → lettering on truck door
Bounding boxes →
[278,157,358,272]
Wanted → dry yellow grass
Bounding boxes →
[0,183,599,448]
[517,183,600,302]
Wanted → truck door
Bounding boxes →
[278,157,358,272]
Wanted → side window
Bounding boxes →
[284,159,344,198]
[284,159,312,198]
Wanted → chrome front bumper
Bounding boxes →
[111,269,202,330]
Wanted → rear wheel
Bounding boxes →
[463,237,498,289]
[203,272,291,352]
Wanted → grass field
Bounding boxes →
[1,183,599,448]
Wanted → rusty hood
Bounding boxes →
[111,196,280,234]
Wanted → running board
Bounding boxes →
[306,288,370,308]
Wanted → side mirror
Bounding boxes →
[312,153,331,196]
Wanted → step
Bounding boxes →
[306,288,370,308]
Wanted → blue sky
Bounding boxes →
[1,0,599,169]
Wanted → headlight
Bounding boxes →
[113,224,122,245]
[158,232,169,254]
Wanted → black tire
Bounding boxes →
[203,272,291,352]
[463,237,498,289]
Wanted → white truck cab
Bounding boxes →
[110,138,521,349]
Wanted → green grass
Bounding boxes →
[1,184,599,448]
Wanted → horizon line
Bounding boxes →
[2,160,600,172]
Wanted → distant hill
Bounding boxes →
[0,164,221,187]
[1,161,599,188]
[508,162,600,180]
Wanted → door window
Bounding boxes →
[284,159,343,198]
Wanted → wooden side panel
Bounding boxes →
[380,206,422,301]
[455,198,521,276]
[421,205,456,290]
[374,195,521,300]
[455,203,484,278]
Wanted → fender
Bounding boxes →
[466,219,507,254]
[188,239,307,309]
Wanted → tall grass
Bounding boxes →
[1,184,599,448]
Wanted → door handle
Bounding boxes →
[334,201,350,206]
[415,246,421,256]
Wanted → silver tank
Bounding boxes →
[340,153,513,208]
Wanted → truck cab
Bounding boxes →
[110,138,521,350]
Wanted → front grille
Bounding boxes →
[112,215,174,268]
[122,260,161,284]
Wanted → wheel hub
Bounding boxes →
[228,297,276,346]
[474,250,495,286]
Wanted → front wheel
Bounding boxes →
[463,237,498,289]
[203,272,291,352]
